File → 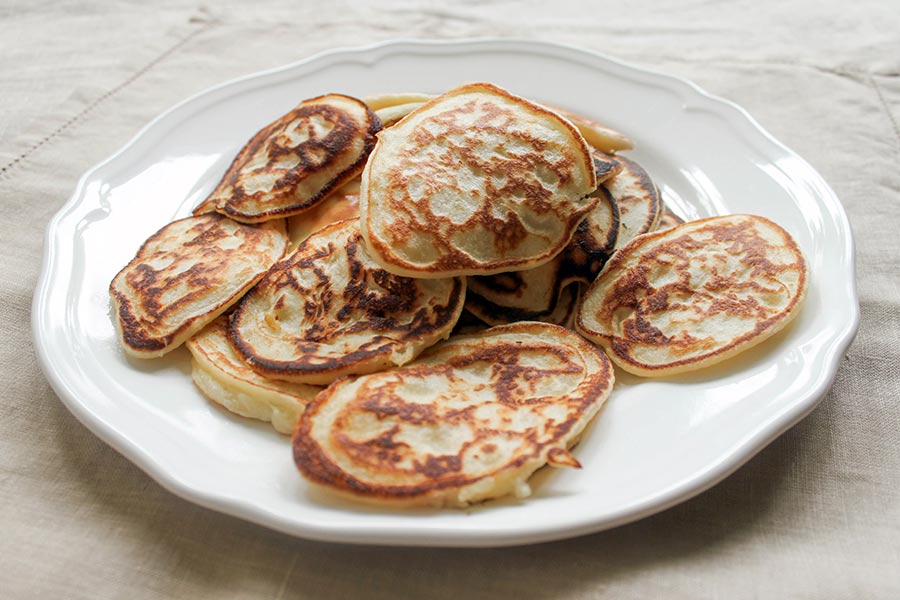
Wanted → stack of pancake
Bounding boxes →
[110,82,807,507]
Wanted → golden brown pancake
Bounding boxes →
[109,213,288,358]
[186,316,321,434]
[198,94,380,223]
[229,218,466,385]
[360,82,598,278]
[292,322,614,507]
[576,214,808,377]
[286,176,361,250]
[604,155,662,252]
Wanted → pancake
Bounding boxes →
[565,184,619,281]
[465,271,582,328]
[542,282,581,328]
[191,194,219,215]
[362,92,433,127]
[374,102,426,127]
[362,92,436,111]
[576,214,808,377]
[464,185,618,325]
[551,283,581,328]
[465,259,567,325]
[286,176,361,250]
[604,155,662,252]
[541,103,634,153]
[229,218,466,385]
[292,322,614,507]
[591,149,622,183]
[360,82,598,278]
[449,308,491,336]
[200,94,380,223]
[362,92,632,152]
[654,203,686,231]
[109,213,288,358]
[186,316,321,434]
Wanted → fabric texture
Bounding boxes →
[2,1,899,597]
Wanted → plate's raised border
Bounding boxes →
[32,39,859,547]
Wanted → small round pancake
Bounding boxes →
[230,218,466,385]
[293,322,615,507]
[605,155,662,252]
[202,94,380,223]
[186,316,321,434]
[576,214,808,377]
[109,214,288,358]
[360,82,599,278]
[286,176,360,251]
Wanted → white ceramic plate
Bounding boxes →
[32,39,858,547]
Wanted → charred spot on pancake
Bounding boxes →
[562,185,619,281]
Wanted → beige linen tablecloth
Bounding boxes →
[2,1,898,597]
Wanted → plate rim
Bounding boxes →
[32,37,860,547]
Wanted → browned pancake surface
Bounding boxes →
[361,82,598,278]
[293,322,614,507]
[110,214,287,357]
[564,185,620,281]
[604,155,662,251]
[198,94,380,223]
[591,149,622,183]
[230,218,465,385]
[577,214,808,376]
